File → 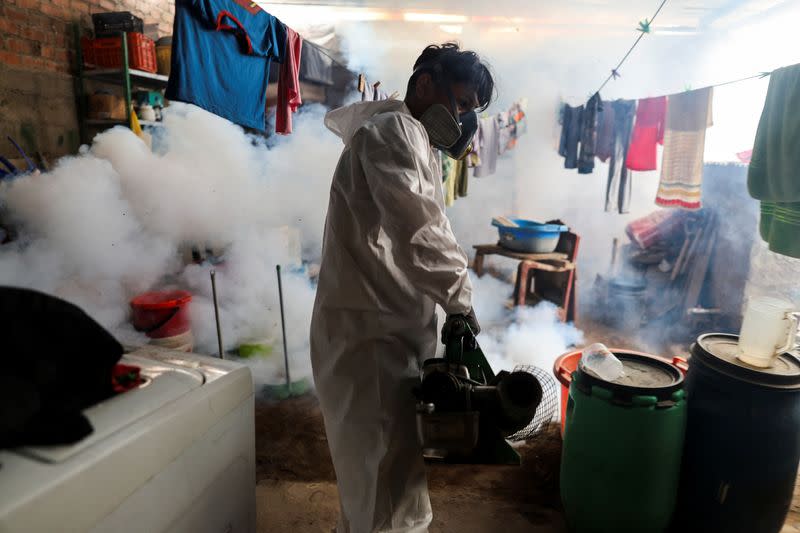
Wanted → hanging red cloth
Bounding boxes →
[275,27,302,135]
[625,96,667,171]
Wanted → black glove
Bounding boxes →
[441,307,481,344]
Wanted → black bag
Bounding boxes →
[0,287,123,447]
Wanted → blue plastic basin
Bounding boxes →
[492,218,568,253]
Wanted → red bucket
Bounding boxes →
[130,290,192,339]
[553,349,688,434]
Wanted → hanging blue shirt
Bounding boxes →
[166,0,286,131]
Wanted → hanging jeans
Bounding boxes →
[559,104,583,169]
[605,100,636,213]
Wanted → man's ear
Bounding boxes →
[415,72,434,100]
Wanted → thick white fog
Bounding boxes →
[2,0,798,386]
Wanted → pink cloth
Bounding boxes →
[275,27,302,135]
[737,149,753,164]
[625,96,667,171]
[626,209,687,249]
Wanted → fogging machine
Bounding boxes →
[415,317,543,465]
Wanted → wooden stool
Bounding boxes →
[473,232,580,322]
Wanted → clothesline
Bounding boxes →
[561,63,797,216]
[301,39,354,77]
[701,71,773,91]
[599,69,775,104]
[596,0,670,94]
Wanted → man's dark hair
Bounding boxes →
[408,42,495,112]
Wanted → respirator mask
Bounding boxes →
[416,66,479,160]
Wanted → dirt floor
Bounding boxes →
[252,319,800,532]
[254,394,566,533]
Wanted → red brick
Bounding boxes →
[21,27,46,42]
[16,0,41,9]
[40,3,70,19]
[0,51,23,66]
[53,47,69,62]
[20,54,45,69]
[7,38,41,56]
[6,6,31,22]
[40,44,55,58]
[98,0,116,10]
[0,19,22,37]
[70,0,91,14]
[42,58,60,71]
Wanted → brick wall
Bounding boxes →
[0,0,174,160]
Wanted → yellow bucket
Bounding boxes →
[156,37,172,76]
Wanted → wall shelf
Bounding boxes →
[83,68,168,90]
[75,28,168,143]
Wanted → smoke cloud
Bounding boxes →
[0,103,340,386]
[4,2,799,390]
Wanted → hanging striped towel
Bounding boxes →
[655,87,714,209]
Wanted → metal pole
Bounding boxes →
[73,23,88,145]
[210,269,224,359]
[120,31,132,127]
[276,265,291,388]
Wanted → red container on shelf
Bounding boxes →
[130,290,192,339]
[81,32,157,73]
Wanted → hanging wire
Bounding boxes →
[654,71,773,98]
[298,37,362,84]
[701,71,773,91]
[302,39,351,73]
[600,70,773,104]
[596,0,670,95]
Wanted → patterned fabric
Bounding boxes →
[655,87,714,209]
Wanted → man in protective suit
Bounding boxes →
[310,43,495,533]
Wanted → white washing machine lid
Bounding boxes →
[0,348,254,533]
[16,355,205,464]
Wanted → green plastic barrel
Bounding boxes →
[560,351,687,533]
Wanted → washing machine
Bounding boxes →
[0,346,256,533]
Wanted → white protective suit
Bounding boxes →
[310,99,473,533]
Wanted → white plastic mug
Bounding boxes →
[737,296,799,368]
